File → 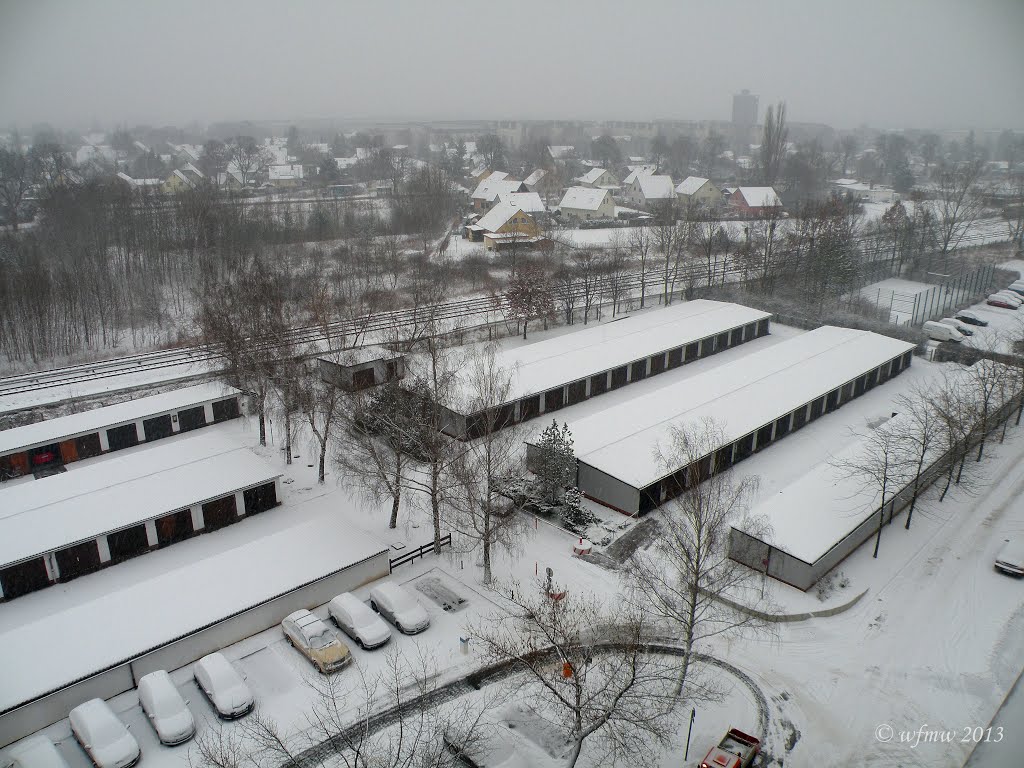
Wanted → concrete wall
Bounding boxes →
[0,551,389,747]
[577,461,640,515]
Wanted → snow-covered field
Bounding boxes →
[1,306,1023,767]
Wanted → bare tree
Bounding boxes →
[893,384,943,529]
[964,357,1006,462]
[229,136,271,187]
[839,135,859,176]
[931,160,985,271]
[627,226,654,308]
[758,102,788,187]
[470,583,679,768]
[0,143,38,231]
[505,262,555,339]
[446,345,527,584]
[627,420,767,694]
[928,371,977,502]
[298,374,344,483]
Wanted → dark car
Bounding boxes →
[955,310,988,327]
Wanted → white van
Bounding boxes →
[937,317,974,336]
[923,320,964,343]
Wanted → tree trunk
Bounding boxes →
[482,509,493,585]
[566,738,584,768]
[258,410,267,446]
[318,440,327,483]
[389,491,400,530]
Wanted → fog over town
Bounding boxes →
[1,2,1023,768]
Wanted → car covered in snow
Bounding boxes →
[1005,281,1024,297]
[986,294,1019,310]
[137,670,195,745]
[922,320,963,343]
[281,610,352,673]
[368,582,430,635]
[328,593,391,649]
[995,539,1024,576]
[68,699,141,768]
[955,310,988,327]
[2,736,71,768]
[995,290,1023,307]
[937,317,974,336]
[193,653,254,719]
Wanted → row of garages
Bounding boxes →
[534,326,917,516]
[0,383,242,480]
[436,301,772,440]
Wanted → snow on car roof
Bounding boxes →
[0,433,282,568]
[440,301,770,413]
[0,516,388,713]
[0,382,241,456]
[563,326,916,490]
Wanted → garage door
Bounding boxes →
[202,495,238,531]
[177,406,207,433]
[0,557,50,599]
[212,397,241,422]
[243,482,278,515]
[55,541,103,581]
[107,524,150,562]
[143,414,174,442]
[75,433,103,459]
[156,509,195,546]
[106,424,139,452]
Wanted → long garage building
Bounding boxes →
[0,432,281,601]
[542,326,916,515]
[434,300,771,439]
[0,383,243,480]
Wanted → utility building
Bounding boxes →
[0,383,243,480]
[548,326,916,515]
[431,301,771,440]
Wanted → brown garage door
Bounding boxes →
[55,541,103,581]
[107,525,150,562]
[156,509,195,546]
[0,557,51,599]
[202,495,238,531]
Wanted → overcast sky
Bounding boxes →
[1,0,1022,132]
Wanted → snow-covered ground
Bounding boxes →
[859,277,936,324]
[2,304,1023,767]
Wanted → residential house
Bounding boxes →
[626,174,674,209]
[523,168,562,203]
[161,169,196,194]
[498,191,546,214]
[470,171,526,212]
[269,164,305,188]
[463,201,543,251]
[729,187,783,216]
[674,176,722,209]
[557,186,616,221]
[547,145,575,161]
[115,172,161,192]
[216,169,247,190]
[576,167,619,189]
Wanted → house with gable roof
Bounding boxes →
[557,186,616,221]
[470,171,527,212]
[674,176,722,209]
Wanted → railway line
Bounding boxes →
[0,220,1009,403]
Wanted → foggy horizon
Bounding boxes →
[2,0,1024,133]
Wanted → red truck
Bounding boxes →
[700,727,761,768]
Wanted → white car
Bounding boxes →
[937,317,974,336]
[2,736,70,768]
[281,610,352,673]
[137,670,195,745]
[193,653,254,720]
[68,699,140,768]
[368,582,430,635]
[995,539,1024,576]
[995,290,1023,306]
[328,593,392,649]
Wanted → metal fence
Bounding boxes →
[864,263,996,326]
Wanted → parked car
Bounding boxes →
[137,670,195,745]
[68,699,140,768]
[955,310,989,326]
[995,539,1024,576]
[922,320,964,343]
[368,582,430,635]
[986,294,1019,310]
[995,290,1023,306]
[193,653,254,720]
[281,610,352,673]
[2,736,71,768]
[328,593,392,649]
[1005,283,1024,297]
[937,317,974,336]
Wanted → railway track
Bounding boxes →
[0,222,1008,401]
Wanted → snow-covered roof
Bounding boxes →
[0,511,388,712]
[475,201,529,233]
[736,186,781,208]
[638,175,675,200]
[116,172,161,187]
[547,145,575,159]
[471,173,522,202]
[269,164,304,181]
[0,439,282,569]
[523,168,547,186]
[444,301,770,412]
[564,326,915,490]
[623,166,656,184]
[498,191,545,213]
[558,186,610,211]
[0,383,241,456]
[675,176,710,196]
[168,169,196,188]
[132,140,149,153]
[577,168,607,185]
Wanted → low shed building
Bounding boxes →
[0,383,243,480]
[318,351,405,391]
[431,300,771,440]
[0,437,281,601]
[556,326,916,515]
